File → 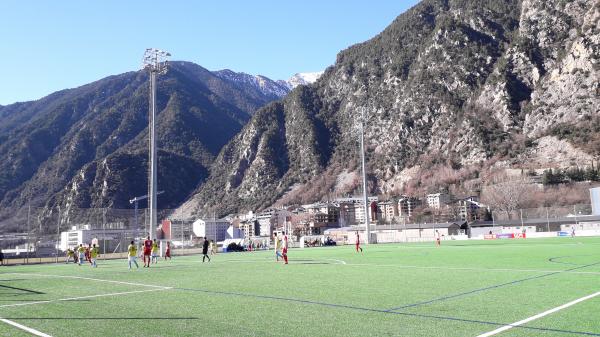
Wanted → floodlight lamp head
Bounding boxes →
[141,48,171,73]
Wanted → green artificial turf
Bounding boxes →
[1,237,600,336]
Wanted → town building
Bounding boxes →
[336,197,378,225]
[192,218,231,242]
[256,209,278,236]
[426,193,452,209]
[303,202,340,226]
[398,196,421,219]
[377,201,397,222]
[239,220,259,239]
[457,196,486,221]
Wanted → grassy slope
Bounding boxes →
[1,238,600,337]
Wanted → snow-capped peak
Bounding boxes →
[279,71,324,90]
[213,69,290,98]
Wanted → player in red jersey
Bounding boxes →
[164,241,171,261]
[355,231,363,253]
[143,236,153,267]
[282,231,289,265]
[84,244,92,264]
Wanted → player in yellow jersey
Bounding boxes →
[65,248,74,264]
[127,241,139,269]
[77,244,86,266]
[151,239,159,264]
[273,233,283,262]
[90,244,99,268]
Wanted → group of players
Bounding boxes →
[65,243,99,267]
[127,236,172,269]
[64,228,408,270]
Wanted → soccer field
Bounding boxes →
[1,238,600,337]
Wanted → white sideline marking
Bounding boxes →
[5,272,169,289]
[0,318,53,337]
[476,291,600,337]
[0,288,169,309]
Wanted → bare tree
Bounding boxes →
[481,176,535,220]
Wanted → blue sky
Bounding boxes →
[0,1,418,105]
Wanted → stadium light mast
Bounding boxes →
[354,88,371,244]
[142,48,170,240]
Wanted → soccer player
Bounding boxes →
[90,244,99,268]
[282,231,289,265]
[210,240,216,255]
[273,233,283,261]
[435,230,441,247]
[164,241,171,261]
[127,241,139,269]
[0,249,4,266]
[77,244,85,266]
[151,239,159,264]
[65,248,74,264]
[143,236,153,267]
[84,244,91,265]
[355,231,363,253]
[202,237,211,262]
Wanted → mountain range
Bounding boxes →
[181,0,599,217]
[0,63,317,231]
[1,0,599,231]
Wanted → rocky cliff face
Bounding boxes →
[185,0,599,216]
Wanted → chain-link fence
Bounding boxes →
[491,204,593,222]
[1,203,598,264]
[0,207,200,264]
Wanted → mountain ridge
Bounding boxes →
[183,0,599,217]
[0,62,287,231]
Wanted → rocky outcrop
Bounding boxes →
[186,0,599,216]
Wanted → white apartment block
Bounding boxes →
[426,193,451,209]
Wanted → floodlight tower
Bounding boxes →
[354,88,371,244]
[142,48,170,240]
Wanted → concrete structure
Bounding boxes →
[323,222,464,244]
[192,219,230,242]
[591,187,600,215]
[427,193,451,209]
[59,227,136,252]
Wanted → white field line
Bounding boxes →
[5,272,170,289]
[330,259,347,265]
[0,318,53,337]
[0,288,169,309]
[341,263,600,275]
[476,291,600,337]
